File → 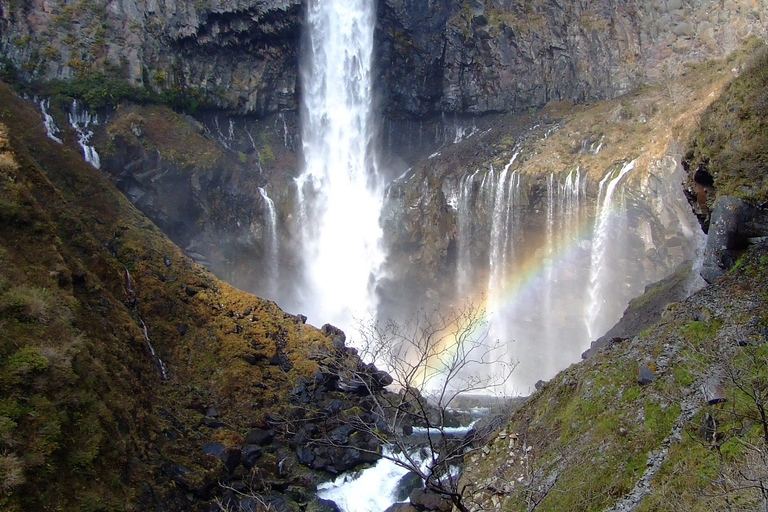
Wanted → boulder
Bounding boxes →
[306,498,341,512]
[328,425,355,445]
[637,364,654,385]
[410,488,451,511]
[241,445,263,468]
[296,446,315,466]
[321,324,347,351]
[245,428,275,446]
[394,472,423,502]
[700,196,768,283]
[383,504,419,512]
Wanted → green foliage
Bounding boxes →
[259,143,275,165]
[0,286,52,323]
[684,42,768,202]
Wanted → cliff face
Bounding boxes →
[2,0,767,117]
[0,0,302,115]
[377,0,768,117]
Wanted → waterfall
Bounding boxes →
[67,100,100,169]
[39,99,63,144]
[585,160,636,340]
[296,0,384,329]
[455,162,595,392]
[258,187,279,298]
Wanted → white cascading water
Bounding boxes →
[585,160,635,340]
[456,162,593,392]
[68,100,100,169]
[296,0,384,330]
[39,99,63,144]
[318,448,426,511]
[258,187,279,298]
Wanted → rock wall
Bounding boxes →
[1,0,302,115]
[2,0,767,117]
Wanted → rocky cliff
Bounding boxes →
[2,0,768,118]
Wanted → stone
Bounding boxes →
[394,472,423,502]
[637,364,655,385]
[410,488,452,511]
[306,498,341,512]
[245,428,275,446]
[241,444,263,468]
[296,446,315,466]
[322,324,347,351]
[328,425,355,445]
[701,378,727,405]
[200,417,229,429]
[700,196,757,283]
[383,504,419,512]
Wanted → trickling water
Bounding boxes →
[39,99,63,144]
[258,188,279,298]
[67,101,100,169]
[586,160,636,340]
[296,0,384,329]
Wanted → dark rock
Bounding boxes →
[205,407,219,418]
[252,381,267,389]
[410,488,451,511]
[383,504,418,512]
[270,351,294,371]
[241,444,263,468]
[291,381,311,403]
[201,417,230,429]
[394,472,423,502]
[328,425,355,445]
[245,428,275,446]
[221,447,241,473]
[336,448,363,471]
[202,442,226,458]
[163,255,171,267]
[183,284,199,296]
[701,378,727,405]
[296,446,315,466]
[700,196,768,283]
[323,399,345,415]
[177,323,188,335]
[698,412,717,443]
[637,364,655,385]
[239,497,256,512]
[161,462,192,489]
[202,442,241,473]
[306,498,341,512]
[297,314,308,324]
[321,324,347,351]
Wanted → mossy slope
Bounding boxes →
[462,241,768,511]
[0,81,330,511]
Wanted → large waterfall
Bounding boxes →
[296,0,384,329]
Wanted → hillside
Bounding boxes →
[458,47,768,512]
[0,81,377,511]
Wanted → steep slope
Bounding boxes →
[0,82,375,511]
[458,46,768,512]
[461,241,768,511]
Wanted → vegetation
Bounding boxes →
[684,39,768,203]
[0,81,335,510]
